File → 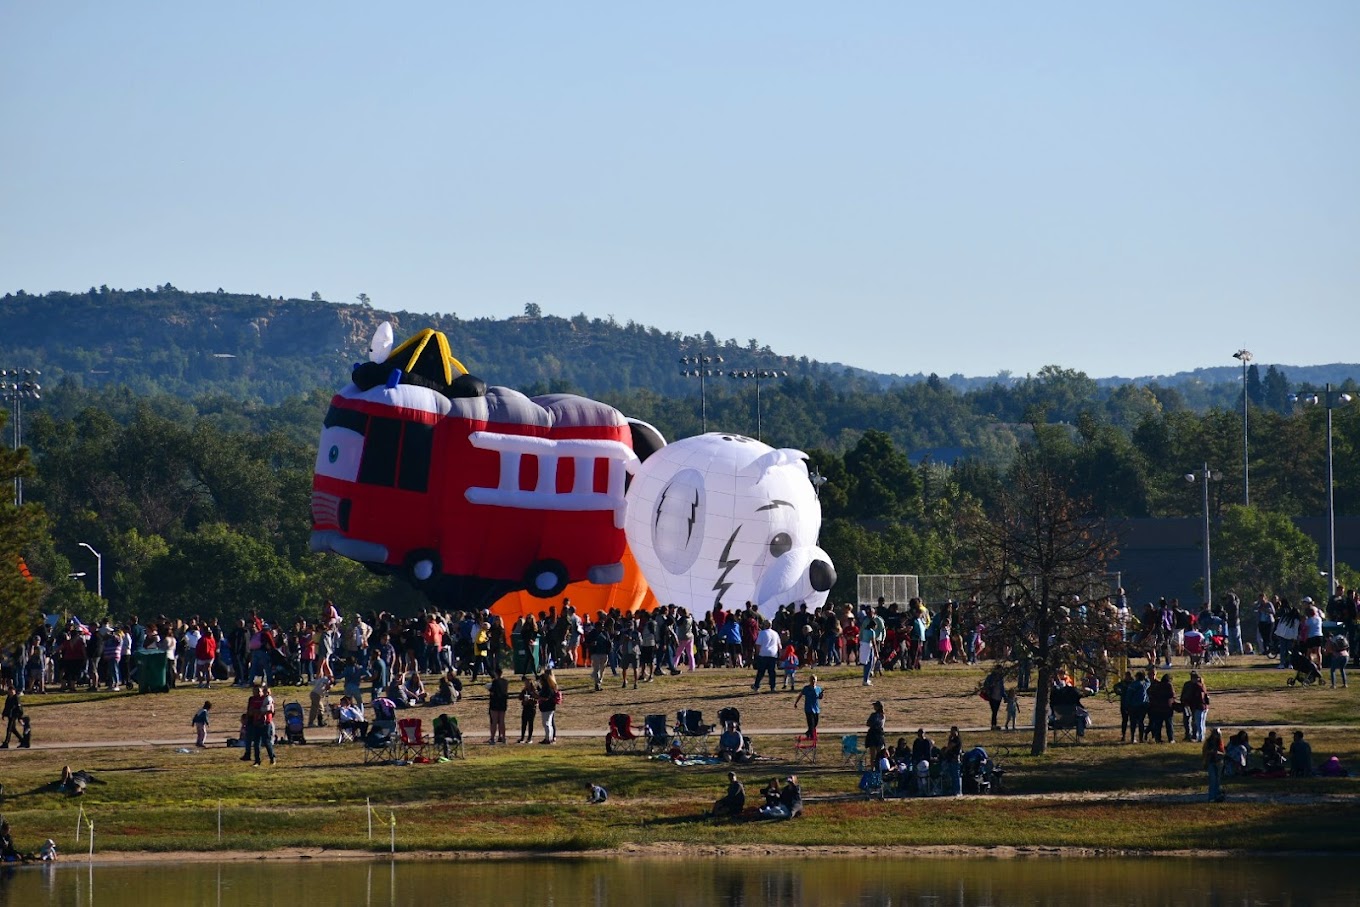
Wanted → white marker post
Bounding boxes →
[217,801,222,843]
[389,811,395,855]
[367,797,372,840]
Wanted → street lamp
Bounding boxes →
[679,354,724,433]
[1,368,41,506]
[1232,350,1252,506]
[1289,384,1354,597]
[78,542,103,599]
[727,368,788,441]
[1185,464,1221,607]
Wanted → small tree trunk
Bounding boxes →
[1030,665,1053,756]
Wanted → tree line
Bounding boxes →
[1,361,1353,653]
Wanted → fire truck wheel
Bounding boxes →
[405,551,441,588]
[525,560,570,598]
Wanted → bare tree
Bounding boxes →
[967,446,1120,755]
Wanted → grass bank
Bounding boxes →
[3,657,1357,857]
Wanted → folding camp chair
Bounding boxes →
[361,727,397,765]
[859,768,885,800]
[676,709,714,751]
[841,734,865,769]
[716,706,742,730]
[793,733,819,763]
[397,717,432,761]
[1049,705,1081,745]
[644,714,673,754]
[606,713,642,754]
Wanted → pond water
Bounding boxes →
[0,856,1355,906]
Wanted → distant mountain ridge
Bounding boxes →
[3,287,1356,404]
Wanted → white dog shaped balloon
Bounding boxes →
[625,432,836,614]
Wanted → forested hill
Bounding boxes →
[0,286,834,403]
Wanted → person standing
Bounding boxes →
[537,668,561,744]
[1180,671,1210,743]
[241,682,276,765]
[487,666,509,745]
[865,700,886,753]
[1203,727,1225,802]
[858,615,878,686]
[1255,593,1275,657]
[793,675,824,737]
[1147,672,1176,743]
[0,682,21,748]
[1121,671,1150,743]
[942,727,964,797]
[586,617,612,692]
[752,620,781,692]
[192,701,212,748]
[195,631,217,689]
[517,675,539,743]
[983,665,1007,730]
[1222,593,1243,656]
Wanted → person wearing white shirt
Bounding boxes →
[752,620,781,692]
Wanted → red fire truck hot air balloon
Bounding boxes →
[310,324,662,610]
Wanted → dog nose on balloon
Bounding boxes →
[809,559,836,592]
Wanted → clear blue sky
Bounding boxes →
[2,3,1356,379]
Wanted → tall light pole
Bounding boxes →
[1232,350,1251,506]
[78,542,103,599]
[1290,384,1354,596]
[1,368,41,506]
[727,368,787,441]
[679,354,723,433]
[1185,464,1220,606]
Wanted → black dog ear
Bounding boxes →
[628,419,667,463]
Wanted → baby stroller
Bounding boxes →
[1287,649,1323,687]
[961,746,996,794]
[282,701,307,745]
[268,648,302,687]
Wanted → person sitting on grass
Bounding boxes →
[757,775,803,820]
[712,771,746,818]
[586,782,608,804]
[1261,731,1286,773]
[1289,730,1314,777]
[430,670,461,706]
[401,670,427,705]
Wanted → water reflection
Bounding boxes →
[0,856,1354,906]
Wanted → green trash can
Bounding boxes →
[512,627,530,675]
[137,648,170,693]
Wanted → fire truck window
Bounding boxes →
[397,423,433,493]
[358,417,402,487]
[324,405,369,435]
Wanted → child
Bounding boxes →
[192,701,212,748]
[1004,689,1018,732]
[586,782,608,803]
[779,644,800,690]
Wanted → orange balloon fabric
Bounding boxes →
[491,545,657,622]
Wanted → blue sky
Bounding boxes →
[2,3,1356,379]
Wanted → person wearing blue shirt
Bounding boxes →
[794,676,824,737]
